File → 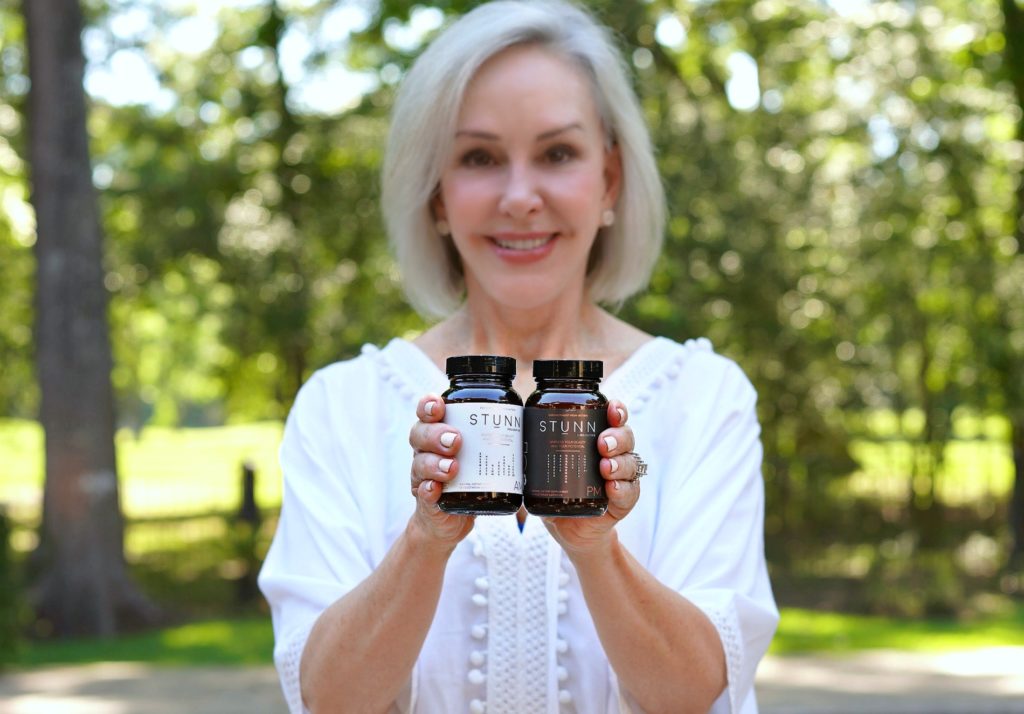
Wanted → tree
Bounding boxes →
[24,0,157,636]
[999,0,1024,568]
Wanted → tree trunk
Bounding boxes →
[1002,0,1024,571]
[24,0,159,637]
[1010,422,1024,569]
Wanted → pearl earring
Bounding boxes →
[601,209,616,227]
[435,219,450,236]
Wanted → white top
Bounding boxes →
[258,336,779,714]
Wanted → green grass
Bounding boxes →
[771,604,1024,654]
[11,605,1024,669]
[14,617,274,668]
[0,419,284,524]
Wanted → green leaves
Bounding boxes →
[0,2,1020,562]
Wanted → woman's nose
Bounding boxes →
[498,163,542,218]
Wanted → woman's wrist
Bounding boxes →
[561,528,621,569]
[404,516,461,561]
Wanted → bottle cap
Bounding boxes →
[446,355,517,377]
[532,359,603,380]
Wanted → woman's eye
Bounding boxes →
[545,145,577,163]
[460,149,495,167]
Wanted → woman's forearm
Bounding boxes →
[300,519,455,713]
[570,533,727,714]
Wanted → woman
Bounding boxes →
[258,1,778,712]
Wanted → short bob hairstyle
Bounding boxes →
[381,0,665,319]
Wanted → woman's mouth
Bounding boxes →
[489,233,557,251]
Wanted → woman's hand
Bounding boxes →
[408,394,475,549]
[542,399,641,558]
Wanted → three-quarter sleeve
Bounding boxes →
[258,367,380,713]
[644,355,779,713]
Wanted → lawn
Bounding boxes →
[0,419,284,525]
[770,604,1024,654]
[14,617,275,668]
[11,605,1024,669]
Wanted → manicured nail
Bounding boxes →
[425,480,434,492]
[604,436,618,453]
[616,408,625,423]
[609,458,618,473]
[424,401,436,416]
[439,458,453,473]
[440,432,457,448]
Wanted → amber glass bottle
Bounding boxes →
[523,360,608,517]
[439,355,523,515]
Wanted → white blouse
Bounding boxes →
[259,336,778,713]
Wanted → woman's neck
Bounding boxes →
[457,296,607,362]
[415,290,652,397]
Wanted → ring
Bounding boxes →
[628,452,647,482]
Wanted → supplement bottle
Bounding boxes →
[439,355,523,515]
[524,360,608,517]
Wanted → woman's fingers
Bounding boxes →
[417,477,441,505]
[607,400,628,427]
[410,452,459,494]
[418,394,445,422]
[600,401,640,520]
[599,417,635,487]
[409,421,462,454]
[599,425,635,456]
[604,477,641,521]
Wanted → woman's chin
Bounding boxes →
[468,276,585,312]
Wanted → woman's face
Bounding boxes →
[434,44,621,312]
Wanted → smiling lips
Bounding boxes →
[489,232,557,251]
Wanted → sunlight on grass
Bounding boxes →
[0,420,284,522]
[17,617,274,668]
[771,606,1024,654]
[15,606,1024,669]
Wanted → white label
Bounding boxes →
[443,402,523,494]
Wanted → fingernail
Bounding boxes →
[604,436,618,453]
[440,432,457,448]
[439,458,453,473]
[616,408,625,423]
[609,458,618,473]
[425,401,436,416]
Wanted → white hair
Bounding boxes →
[381,0,665,319]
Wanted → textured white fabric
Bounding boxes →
[258,336,779,713]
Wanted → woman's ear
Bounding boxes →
[431,189,447,222]
[602,142,623,208]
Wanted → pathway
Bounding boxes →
[1,647,1022,713]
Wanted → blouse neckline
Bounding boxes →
[385,335,672,398]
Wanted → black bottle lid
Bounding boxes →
[446,354,517,377]
[532,359,603,381]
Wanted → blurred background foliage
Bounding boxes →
[1,0,1023,620]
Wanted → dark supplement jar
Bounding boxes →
[439,355,523,515]
[524,360,608,517]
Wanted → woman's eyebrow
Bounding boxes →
[536,122,583,140]
[454,122,584,141]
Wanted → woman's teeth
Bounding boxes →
[493,235,554,250]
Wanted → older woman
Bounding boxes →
[258,1,778,713]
